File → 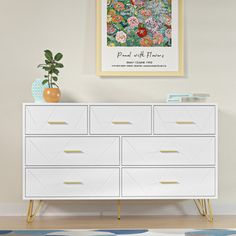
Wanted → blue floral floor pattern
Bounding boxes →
[0,229,236,236]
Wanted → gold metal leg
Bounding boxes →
[194,199,213,222]
[117,200,121,220]
[27,200,43,223]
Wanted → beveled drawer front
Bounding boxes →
[26,137,119,166]
[26,168,119,198]
[25,106,87,134]
[90,106,152,134]
[122,168,215,197]
[154,106,216,135]
[122,137,215,166]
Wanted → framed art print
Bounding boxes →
[97,0,184,77]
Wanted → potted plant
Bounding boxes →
[38,50,64,103]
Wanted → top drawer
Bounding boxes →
[90,106,152,135]
[154,105,216,135]
[25,106,88,135]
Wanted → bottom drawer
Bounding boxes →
[122,168,215,198]
[25,168,119,198]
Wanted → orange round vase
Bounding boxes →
[43,88,61,103]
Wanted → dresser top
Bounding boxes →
[23,102,218,106]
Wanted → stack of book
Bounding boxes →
[167,93,210,103]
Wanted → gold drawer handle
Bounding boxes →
[176,121,195,125]
[160,181,179,185]
[64,150,83,154]
[160,150,179,153]
[48,121,67,125]
[64,181,83,185]
[112,121,132,125]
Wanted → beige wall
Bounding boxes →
[0,0,236,216]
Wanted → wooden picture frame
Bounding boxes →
[96,0,184,77]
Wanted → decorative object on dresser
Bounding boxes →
[31,79,48,103]
[23,103,218,223]
[37,50,64,103]
[167,93,210,103]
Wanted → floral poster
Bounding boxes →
[97,0,184,76]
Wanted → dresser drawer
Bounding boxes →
[122,168,215,198]
[154,106,216,135]
[25,106,88,135]
[122,137,215,166]
[25,168,119,198]
[90,106,152,135]
[26,137,120,166]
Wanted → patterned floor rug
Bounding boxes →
[0,229,236,236]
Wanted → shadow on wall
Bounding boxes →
[218,109,236,202]
[61,91,78,102]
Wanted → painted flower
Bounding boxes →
[114,2,125,12]
[127,16,139,29]
[153,32,164,45]
[130,0,145,7]
[108,42,116,47]
[116,31,127,43]
[112,15,123,23]
[130,0,135,5]
[165,29,172,39]
[140,36,153,47]
[140,9,152,17]
[108,9,116,16]
[107,24,116,35]
[164,15,172,27]
[145,17,158,33]
[137,25,147,38]
[107,15,112,23]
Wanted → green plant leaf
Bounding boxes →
[37,64,46,68]
[42,66,50,72]
[44,50,53,61]
[54,53,63,61]
[42,79,49,85]
[49,69,54,74]
[45,60,50,64]
[55,63,64,68]
[51,82,59,88]
[44,75,48,78]
[52,76,58,81]
[53,68,59,75]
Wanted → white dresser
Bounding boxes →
[23,103,218,220]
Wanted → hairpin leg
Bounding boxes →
[117,200,121,220]
[194,199,213,222]
[27,200,43,223]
